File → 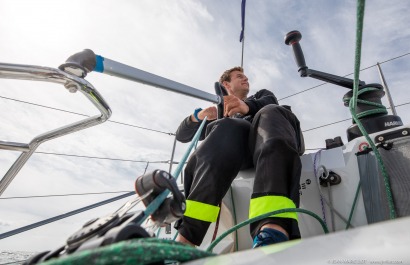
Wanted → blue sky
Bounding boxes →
[1,0,410,251]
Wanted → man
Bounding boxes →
[175,67,304,248]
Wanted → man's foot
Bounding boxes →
[252,228,289,248]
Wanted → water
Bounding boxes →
[0,251,37,265]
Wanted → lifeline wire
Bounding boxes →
[0,95,174,136]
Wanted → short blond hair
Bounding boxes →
[219,66,244,84]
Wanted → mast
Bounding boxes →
[240,0,246,68]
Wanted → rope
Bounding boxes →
[346,182,361,230]
[173,231,179,241]
[206,208,328,252]
[314,165,353,227]
[327,181,335,231]
[302,100,409,134]
[349,0,396,219]
[39,238,215,265]
[137,117,208,225]
[343,87,388,119]
[229,186,239,251]
[313,150,327,225]
[211,203,222,242]
[32,119,209,264]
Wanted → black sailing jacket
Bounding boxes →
[175,89,279,143]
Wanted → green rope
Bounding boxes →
[345,182,361,230]
[206,208,328,252]
[39,238,215,265]
[229,186,239,251]
[350,0,396,219]
[343,87,388,119]
[351,0,365,110]
[172,230,179,241]
[156,227,161,237]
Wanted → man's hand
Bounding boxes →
[191,106,217,122]
[224,95,249,117]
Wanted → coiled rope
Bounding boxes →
[39,238,214,265]
[343,86,388,119]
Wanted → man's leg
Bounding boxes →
[177,118,252,246]
[249,105,304,242]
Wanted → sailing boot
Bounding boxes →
[252,228,289,248]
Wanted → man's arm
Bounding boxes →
[175,116,203,143]
[175,106,216,143]
[244,89,278,116]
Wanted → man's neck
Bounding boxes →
[237,92,248,100]
[229,90,248,100]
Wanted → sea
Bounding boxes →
[0,251,38,265]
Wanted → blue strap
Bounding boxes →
[94,55,105,73]
[194,108,203,121]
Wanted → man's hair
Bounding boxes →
[219,66,243,84]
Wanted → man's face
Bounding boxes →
[224,71,249,98]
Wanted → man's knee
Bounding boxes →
[206,117,251,136]
[256,104,291,120]
[253,104,304,155]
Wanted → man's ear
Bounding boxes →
[222,81,233,95]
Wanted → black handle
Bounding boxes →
[214,82,228,119]
[285,30,308,77]
[135,170,185,225]
[58,49,96,78]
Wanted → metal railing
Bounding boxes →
[0,63,112,195]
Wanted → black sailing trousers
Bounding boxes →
[178,104,304,246]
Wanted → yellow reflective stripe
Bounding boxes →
[184,200,220,222]
[249,195,298,221]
